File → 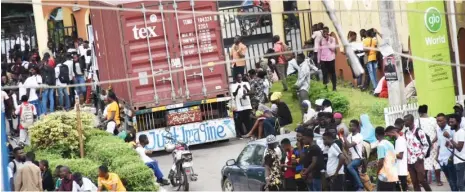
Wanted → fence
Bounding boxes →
[283,9,312,58]
[383,95,465,126]
[1,26,37,61]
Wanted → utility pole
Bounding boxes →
[378,0,406,106]
[75,95,85,158]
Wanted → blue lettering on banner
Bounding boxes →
[137,118,236,151]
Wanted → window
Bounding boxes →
[251,145,266,166]
[237,144,257,167]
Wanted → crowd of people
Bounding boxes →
[254,101,465,192]
[1,37,96,142]
[7,148,128,191]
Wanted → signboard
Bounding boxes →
[136,118,236,151]
[167,106,202,126]
[407,1,455,115]
[384,56,398,81]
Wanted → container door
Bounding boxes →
[120,2,179,108]
[164,0,229,102]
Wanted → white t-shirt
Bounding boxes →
[72,177,98,192]
[312,30,322,53]
[64,60,75,80]
[327,143,345,176]
[460,117,465,129]
[2,91,9,112]
[263,79,270,96]
[395,136,408,176]
[24,75,43,101]
[453,129,465,164]
[348,133,364,160]
[18,82,26,99]
[8,160,25,177]
[230,82,252,111]
[135,146,154,163]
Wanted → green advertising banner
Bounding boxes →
[407,1,455,115]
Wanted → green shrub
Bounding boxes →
[85,134,137,166]
[29,111,96,158]
[114,163,158,191]
[286,75,299,99]
[308,81,350,115]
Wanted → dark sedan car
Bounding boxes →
[220,133,301,191]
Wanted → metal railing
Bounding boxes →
[1,27,37,61]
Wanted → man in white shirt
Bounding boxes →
[295,55,319,108]
[311,23,324,65]
[434,113,458,191]
[230,73,253,138]
[9,147,25,180]
[136,134,170,185]
[72,172,97,192]
[342,119,364,191]
[23,65,43,116]
[385,125,408,191]
[444,114,465,191]
[55,61,71,111]
[323,132,345,191]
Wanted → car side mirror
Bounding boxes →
[226,159,236,166]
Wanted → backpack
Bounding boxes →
[58,64,70,84]
[41,65,56,85]
[19,103,35,129]
[405,122,432,158]
[12,161,17,174]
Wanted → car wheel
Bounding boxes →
[222,177,234,192]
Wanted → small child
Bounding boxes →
[14,95,37,143]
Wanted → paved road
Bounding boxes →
[153,138,452,191]
[152,138,249,191]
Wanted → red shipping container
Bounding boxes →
[90,0,229,109]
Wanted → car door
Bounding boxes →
[246,145,267,191]
[231,144,257,191]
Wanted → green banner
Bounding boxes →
[407,1,455,115]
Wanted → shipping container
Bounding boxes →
[90,0,229,109]
[90,0,235,151]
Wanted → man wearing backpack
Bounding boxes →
[15,95,37,144]
[40,53,56,114]
[404,114,432,191]
[8,147,25,190]
[56,57,71,110]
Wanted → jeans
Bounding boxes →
[146,161,164,182]
[408,159,432,191]
[321,60,337,90]
[57,88,70,110]
[455,162,465,191]
[441,162,458,191]
[377,180,396,191]
[74,75,86,96]
[366,60,378,89]
[347,159,364,190]
[276,64,288,90]
[41,88,55,114]
[307,178,321,191]
[356,56,365,86]
[29,100,41,117]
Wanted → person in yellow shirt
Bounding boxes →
[97,165,126,192]
[362,29,379,90]
[104,91,120,135]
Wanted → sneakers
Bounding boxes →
[157,178,170,186]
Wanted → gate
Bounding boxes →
[219,4,274,78]
[48,22,77,50]
[1,25,37,62]
[283,9,312,57]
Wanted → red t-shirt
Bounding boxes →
[284,150,296,179]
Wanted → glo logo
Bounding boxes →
[424,7,442,33]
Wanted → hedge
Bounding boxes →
[287,76,350,115]
[26,111,159,191]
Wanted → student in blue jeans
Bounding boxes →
[343,120,365,191]
[136,134,170,186]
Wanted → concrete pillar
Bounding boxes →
[32,0,48,55]
[270,0,285,39]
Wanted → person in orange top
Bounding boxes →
[273,35,289,91]
[230,36,247,80]
[97,165,126,192]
